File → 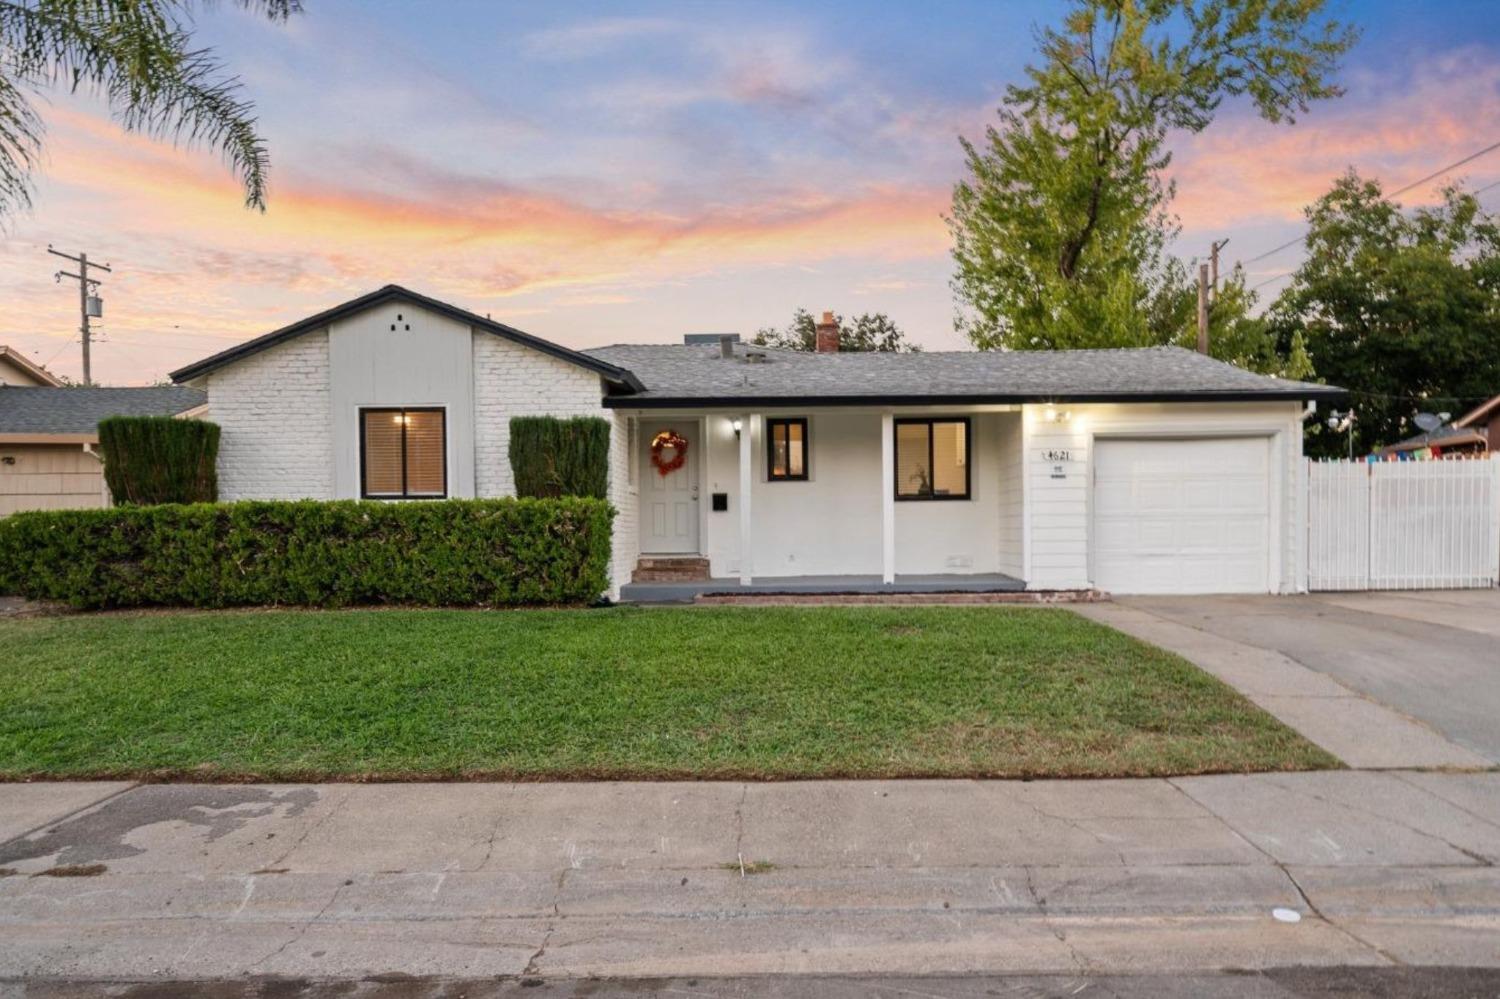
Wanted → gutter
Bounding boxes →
[603,387,1350,409]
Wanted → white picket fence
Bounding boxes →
[1306,456,1500,591]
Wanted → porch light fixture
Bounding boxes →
[1043,406,1072,423]
[732,418,743,438]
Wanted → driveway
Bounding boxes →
[1118,590,1500,766]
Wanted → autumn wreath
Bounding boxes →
[650,429,689,476]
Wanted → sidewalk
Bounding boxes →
[3,773,1499,981]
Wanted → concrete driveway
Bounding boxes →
[1117,590,1500,766]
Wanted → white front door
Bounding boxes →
[640,422,700,553]
[1093,437,1272,594]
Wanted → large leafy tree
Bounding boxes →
[0,0,300,216]
[1269,172,1500,458]
[751,308,922,352]
[949,0,1355,357]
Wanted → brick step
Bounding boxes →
[633,556,711,583]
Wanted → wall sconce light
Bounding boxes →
[1043,406,1072,423]
[732,418,743,438]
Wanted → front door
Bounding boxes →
[640,422,700,553]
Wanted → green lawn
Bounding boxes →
[0,606,1336,780]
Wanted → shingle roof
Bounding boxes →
[0,386,206,435]
[583,343,1344,407]
[1381,423,1489,453]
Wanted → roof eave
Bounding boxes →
[170,285,641,393]
[604,387,1348,409]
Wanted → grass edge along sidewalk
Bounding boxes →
[0,605,1338,781]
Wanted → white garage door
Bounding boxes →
[1093,437,1272,595]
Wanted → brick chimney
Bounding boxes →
[814,311,839,353]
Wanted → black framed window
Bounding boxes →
[360,407,447,499]
[894,418,969,500]
[766,417,809,481]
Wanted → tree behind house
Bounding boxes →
[751,309,921,352]
[1269,172,1500,458]
[948,0,1355,364]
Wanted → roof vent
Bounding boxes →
[683,332,740,346]
[744,351,767,364]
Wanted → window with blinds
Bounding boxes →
[766,417,808,481]
[360,408,447,499]
[894,418,969,500]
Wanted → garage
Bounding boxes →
[1092,436,1273,595]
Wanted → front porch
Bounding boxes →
[619,571,1026,604]
[621,406,1028,596]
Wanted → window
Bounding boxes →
[360,407,446,499]
[766,417,808,481]
[894,418,969,500]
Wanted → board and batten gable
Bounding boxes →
[1021,400,1306,594]
[328,301,476,499]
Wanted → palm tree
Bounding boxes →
[0,0,301,216]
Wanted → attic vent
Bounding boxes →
[390,312,411,332]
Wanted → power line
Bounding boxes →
[1241,137,1500,266]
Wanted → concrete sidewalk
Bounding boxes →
[3,773,1499,982]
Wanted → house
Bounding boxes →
[170,285,1344,598]
[1379,394,1498,457]
[0,385,206,515]
[0,345,64,386]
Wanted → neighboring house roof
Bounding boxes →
[583,343,1345,408]
[0,386,206,437]
[169,284,644,391]
[0,345,64,386]
[1378,393,1499,454]
[1455,393,1500,429]
[1382,423,1490,454]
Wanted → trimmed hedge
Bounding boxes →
[509,416,610,499]
[0,498,613,610]
[99,415,220,505]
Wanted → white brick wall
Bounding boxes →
[208,333,334,500]
[609,411,639,596]
[471,334,634,596]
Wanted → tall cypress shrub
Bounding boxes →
[509,416,610,498]
[99,416,220,505]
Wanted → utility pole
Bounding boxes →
[48,245,111,386]
[1209,238,1230,300]
[1196,262,1210,355]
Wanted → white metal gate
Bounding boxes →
[1307,457,1500,591]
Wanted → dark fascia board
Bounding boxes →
[603,387,1349,409]
[170,284,644,392]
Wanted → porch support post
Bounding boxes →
[739,412,754,585]
[881,411,896,584]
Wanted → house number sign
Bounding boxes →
[1042,448,1074,480]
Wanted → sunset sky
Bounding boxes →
[3,0,1499,385]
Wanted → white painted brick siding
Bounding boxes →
[471,333,633,596]
[208,332,333,500]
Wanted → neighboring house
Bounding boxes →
[170,285,1344,599]
[0,386,206,515]
[0,345,64,386]
[1379,394,1499,457]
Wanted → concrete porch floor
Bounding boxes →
[619,572,1026,603]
